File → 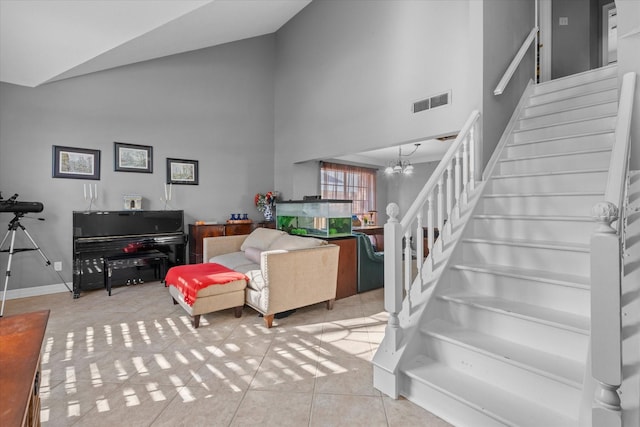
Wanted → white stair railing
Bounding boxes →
[494,25,538,96]
[590,71,636,427]
[383,110,480,352]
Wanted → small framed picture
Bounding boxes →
[52,145,101,180]
[114,142,153,173]
[123,195,142,210]
[167,158,199,185]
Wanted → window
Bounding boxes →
[320,162,376,216]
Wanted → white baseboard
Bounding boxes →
[3,283,71,300]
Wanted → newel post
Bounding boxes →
[590,201,622,427]
[384,202,403,352]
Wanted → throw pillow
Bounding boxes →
[268,234,327,251]
[240,228,286,251]
[243,246,262,264]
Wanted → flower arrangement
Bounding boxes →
[254,191,275,212]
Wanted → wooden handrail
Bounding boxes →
[494,26,538,96]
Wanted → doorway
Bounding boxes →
[601,2,617,66]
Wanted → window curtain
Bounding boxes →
[320,162,377,216]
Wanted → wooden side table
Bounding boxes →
[0,310,49,427]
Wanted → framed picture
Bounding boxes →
[114,142,153,173]
[52,145,101,180]
[167,158,199,185]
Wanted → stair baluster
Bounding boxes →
[381,110,480,353]
[469,126,476,192]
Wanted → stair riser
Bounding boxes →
[498,150,611,175]
[504,132,614,157]
[450,268,590,317]
[461,241,590,277]
[529,78,617,105]
[470,218,595,245]
[480,194,604,216]
[516,101,617,130]
[400,372,508,427]
[523,89,618,117]
[532,66,618,94]
[489,171,608,194]
[436,299,589,361]
[511,116,616,144]
[421,336,582,416]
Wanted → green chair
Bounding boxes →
[354,232,384,293]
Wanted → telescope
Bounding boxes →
[0,193,44,214]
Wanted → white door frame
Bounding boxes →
[539,0,552,82]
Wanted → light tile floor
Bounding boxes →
[4,283,453,427]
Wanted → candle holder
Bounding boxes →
[161,183,174,210]
[83,183,98,211]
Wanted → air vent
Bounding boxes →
[412,90,451,114]
[413,99,430,113]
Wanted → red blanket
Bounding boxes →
[166,263,248,307]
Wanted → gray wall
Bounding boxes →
[0,35,276,290]
[481,0,536,170]
[274,0,482,202]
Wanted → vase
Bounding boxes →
[263,204,273,221]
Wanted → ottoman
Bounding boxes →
[165,263,247,328]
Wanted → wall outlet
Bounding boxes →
[54,261,62,271]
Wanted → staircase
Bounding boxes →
[378,65,621,426]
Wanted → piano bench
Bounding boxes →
[103,250,169,296]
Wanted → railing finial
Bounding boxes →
[591,202,618,234]
[386,202,400,223]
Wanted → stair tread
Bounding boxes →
[508,128,614,146]
[483,191,604,198]
[438,293,590,334]
[499,147,611,162]
[422,318,585,386]
[474,213,592,222]
[463,237,590,252]
[534,65,616,90]
[512,112,616,134]
[530,75,617,99]
[493,167,608,179]
[519,99,617,121]
[527,86,618,111]
[451,263,590,288]
[404,355,577,427]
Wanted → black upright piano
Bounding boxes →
[72,210,186,298]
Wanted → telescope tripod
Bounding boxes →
[1,213,71,317]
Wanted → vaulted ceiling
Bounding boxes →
[0,0,311,88]
[0,0,447,165]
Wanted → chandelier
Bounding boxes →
[384,143,420,175]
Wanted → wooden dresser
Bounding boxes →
[0,310,49,427]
